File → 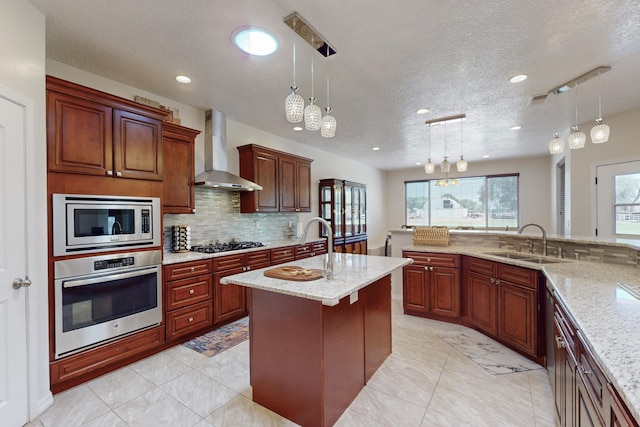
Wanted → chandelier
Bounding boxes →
[425,113,467,183]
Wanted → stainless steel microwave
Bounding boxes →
[52,194,161,256]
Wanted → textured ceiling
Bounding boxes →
[29,0,640,171]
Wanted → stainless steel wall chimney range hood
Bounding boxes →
[194,110,262,191]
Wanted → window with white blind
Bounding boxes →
[405,174,519,229]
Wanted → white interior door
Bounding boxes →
[0,94,29,426]
[596,160,640,239]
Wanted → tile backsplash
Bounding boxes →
[163,187,299,251]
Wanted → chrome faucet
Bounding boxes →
[299,217,334,280]
[518,223,547,256]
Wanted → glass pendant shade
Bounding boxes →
[424,160,435,174]
[320,108,336,138]
[591,118,610,144]
[285,86,304,123]
[456,156,467,172]
[440,158,451,173]
[304,97,322,131]
[549,133,565,154]
[568,127,586,150]
[451,178,459,186]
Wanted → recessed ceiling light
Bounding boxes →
[483,155,491,158]
[415,162,422,165]
[510,74,528,83]
[372,147,380,151]
[233,27,278,56]
[176,75,191,84]
[293,126,303,131]
[510,126,522,130]
[416,108,430,115]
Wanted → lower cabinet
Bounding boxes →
[402,251,460,320]
[550,291,638,427]
[213,250,270,324]
[164,259,214,342]
[464,256,541,360]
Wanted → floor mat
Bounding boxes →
[438,329,543,375]
[182,316,249,357]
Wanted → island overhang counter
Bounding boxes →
[221,253,411,427]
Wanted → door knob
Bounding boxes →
[12,277,32,289]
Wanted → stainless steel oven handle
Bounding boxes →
[62,266,159,288]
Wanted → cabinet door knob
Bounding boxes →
[495,279,500,285]
[246,266,251,271]
[189,289,195,295]
[116,171,122,177]
[106,170,113,176]
[579,365,592,375]
[555,335,567,349]
[490,278,496,284]
[190,267,195,272]
[188,317,194,322]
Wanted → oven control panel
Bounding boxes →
[94,256,135,271]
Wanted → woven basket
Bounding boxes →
[412,226,450,246]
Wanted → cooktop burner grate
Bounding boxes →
[190,241,264,254]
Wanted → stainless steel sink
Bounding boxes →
[483,251,567,264]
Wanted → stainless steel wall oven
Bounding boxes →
[54,250,162,359]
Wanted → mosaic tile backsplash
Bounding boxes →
[163,187,300,251]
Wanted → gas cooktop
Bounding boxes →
[190,241,264,254]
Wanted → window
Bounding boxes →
[405,174,519,229]
[614,173,640,236]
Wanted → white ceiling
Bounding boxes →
[28,0,640,171]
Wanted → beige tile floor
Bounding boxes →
[28,298,557,426]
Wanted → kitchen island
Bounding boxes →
[221,253,411,427]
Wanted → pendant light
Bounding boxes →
[591,72,610,144]
[568,85,586,150]
[304,37,322,131]
[320,53,336,138]
[285,19,304,123]
[425,125,435,174]
[440,122,451,173]
[456,117,468,172]
[549,93,565,154]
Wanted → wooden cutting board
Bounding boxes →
[263,265,324,281]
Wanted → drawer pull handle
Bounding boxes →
[188,317,194,322]
[190,267,195,272]
[490,278,496,284]
[579,365,592,375]
[555,335,567,349]
[495,279,500,285]
[189,289,195,295]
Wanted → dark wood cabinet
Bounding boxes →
[271,246,295,265]
[162,122,200,214]
[164,259,214,342]
[46,76,167,181]
[237,144,313,213]
[213,250,270,324]
[319,179,367,254]
[402,252,460,320]
[295,241,328,260]
[464,256,541,360]
[549,291,638,427]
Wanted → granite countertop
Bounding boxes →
[162,238,321,265]
[220,253,411,307]
[403,244,640,422]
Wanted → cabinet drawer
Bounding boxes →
[246,249,270,267]
[166,275,213,311]
[312,241,327,255]
[271,246,295,264]
[295,244,312,259]
[403,251,460,268]
[213,254,245,271]
[577,330,607,410]
[50,326,163,386]
[463,256,497,276]
[497,263,538,289]
[165,300,213,341]
[164,259,212,281]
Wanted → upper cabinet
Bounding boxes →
[162,122,200,214]
[237,144,313,213]
[46,76,168,181]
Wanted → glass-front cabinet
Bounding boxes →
[319,179,367,254]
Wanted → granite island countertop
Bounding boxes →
[402,243,640,422]
[220,253,411,307]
